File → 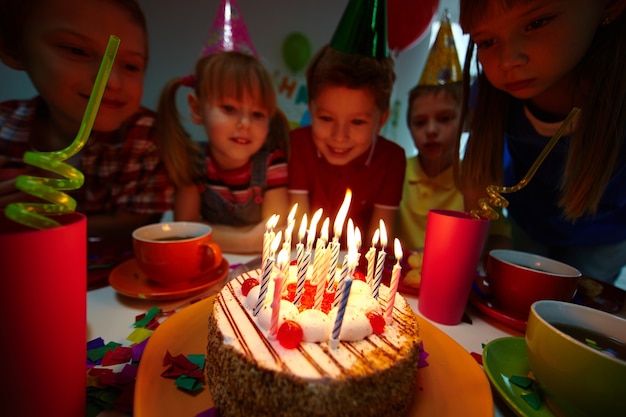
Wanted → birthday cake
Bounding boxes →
[206,264,421,417]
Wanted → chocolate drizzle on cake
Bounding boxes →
[213,271,419,380]
[206,268,422,417]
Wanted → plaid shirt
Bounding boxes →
[0,97,173,215]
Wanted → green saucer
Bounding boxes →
[483,337,555,417]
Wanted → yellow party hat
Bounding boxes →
[418,10,462,86]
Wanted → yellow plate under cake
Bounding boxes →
[135,297,494,417]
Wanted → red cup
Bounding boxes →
[0,212,86,417]
[132,221,223,286]
[418,210,490,325]
[486,249,581,321]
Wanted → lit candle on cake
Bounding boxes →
[283,204,298,255]
[385,239,403,325]
[329,249,358,349]
[332,255,351,309]
[313,218,329,309]
[353,225,362,266]
[306,208,323,252]
[365,229,379,287]
[333,221,355,309]
[269,248,289,340]
[327,189,351,290]
[262,214,279,270]
[294,213,309,306]
[282,220,295,256]
[254,231,282,316]
[372,219,387,300]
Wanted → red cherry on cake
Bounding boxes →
[241,278,260,296]
[366,311,385,334]
[277,320,303,349]
[353,271,366,282]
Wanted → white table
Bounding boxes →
[89,253,522,417]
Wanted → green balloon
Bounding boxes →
[282,32,312,73]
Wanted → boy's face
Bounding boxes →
[15,0,147,135]
[408,91,460,170]
[310,86,389,166]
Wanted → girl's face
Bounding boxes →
[189,92,270,170]
[468,0,605,110]
[310,86,389,166]
[409,91,460,171]
[18,0,147,136]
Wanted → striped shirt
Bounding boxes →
[199,148,288,204]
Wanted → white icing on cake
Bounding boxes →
[213,268,418,380]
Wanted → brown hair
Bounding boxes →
[0,0,148,62]
[406,82,464,128]
[156,51,287,187]
[455,0,626,219]
[306,45,396,112]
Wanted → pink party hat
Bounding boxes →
[200,0,258,57]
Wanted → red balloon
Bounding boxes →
[387,0,440,55]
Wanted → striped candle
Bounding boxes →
[365,232,378,287]
[254,256,274,316]
[262,215,274,271]
[294,248,310,306]
[329,274,354,349]
[372,220,388,300]
[372,248,386,300]
[294,214,309,306]
[312,246,328,309]
[254,231,282,316]
[269,249,288,339]
[332,255,351,309]
[384,239,403,324]
[328,189,351,290]
[326,239,340,290]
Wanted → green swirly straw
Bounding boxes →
[6,35,120,229]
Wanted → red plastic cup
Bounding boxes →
[418,210,490,325]
[0,212,86,417]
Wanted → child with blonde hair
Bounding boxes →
[156,1,289,253]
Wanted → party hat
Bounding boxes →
[330,0,388,58]
[200,0,258,57]
[418,10,462,86]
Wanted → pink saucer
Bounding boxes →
[109,258,229,301]
[469,290,527,332]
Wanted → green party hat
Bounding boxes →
[330,0,388,58]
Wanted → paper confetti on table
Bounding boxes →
[86,305,169,417]
[101,346,133,366]
[161,350,206,393]
[134,306,161,328]
[127,327,154,344]
[418,341,430,368]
